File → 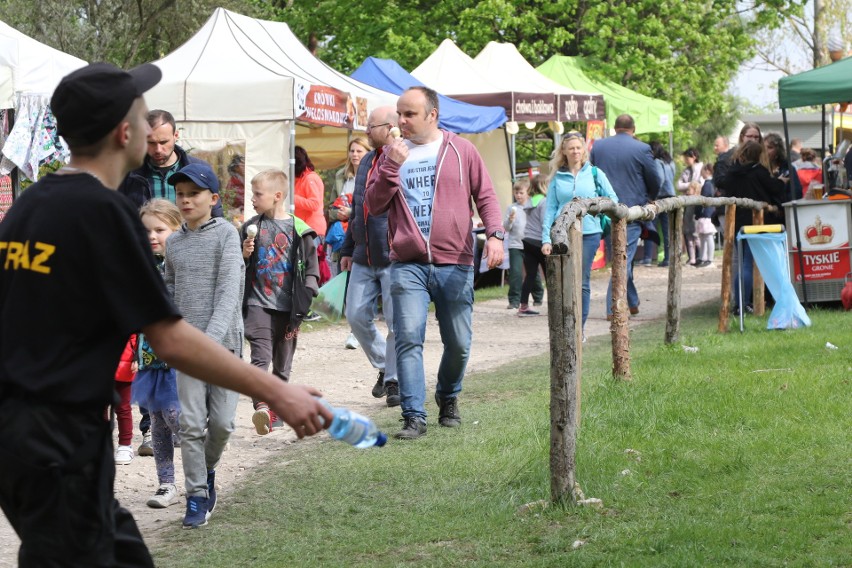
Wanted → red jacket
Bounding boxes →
[365,130,502,265]
[114,335,138,383]
[294,170,327,237]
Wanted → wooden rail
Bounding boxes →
[545,195,775,504]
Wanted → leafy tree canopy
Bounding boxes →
[1,0,802,154]
[0,0,254,68]
[265,0,801,151]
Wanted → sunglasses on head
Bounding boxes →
[564,131,584,140]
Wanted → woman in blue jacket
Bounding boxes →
[542,131,619,331]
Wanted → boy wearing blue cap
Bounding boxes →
[165,162,245,529]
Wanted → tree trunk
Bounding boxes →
[546,224,582,504]
[751,209,766,316]
[610,217,631,380]
[718,205,737,332]
[665,208,684,344]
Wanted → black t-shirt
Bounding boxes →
[0,173,180,407]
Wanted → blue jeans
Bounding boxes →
[581,233,602,327]
[733,240,754,308]
[606,221,642,315]
[345,262,396,382]
[390,262,474,420]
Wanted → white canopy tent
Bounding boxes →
[412,39,603,124]
[144,8,396,216]
[0,20,86,210]
[411,39,506,99]
[413,40,604,204]
[0,19,87,109]
[473,41,604,123]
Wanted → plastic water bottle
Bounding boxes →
[317,398,387,448]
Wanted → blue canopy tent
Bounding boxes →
[351,56,507,133]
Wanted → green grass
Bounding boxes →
[154,303,852,567]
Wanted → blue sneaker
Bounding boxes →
[207,470,217,514]
[182,495,209,529]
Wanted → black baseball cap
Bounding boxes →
[168,162,220,194]
[51,62,162,145]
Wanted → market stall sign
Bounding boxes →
[295,83,367,130]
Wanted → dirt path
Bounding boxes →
[0,261,722,566]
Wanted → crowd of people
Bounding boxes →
[0,56,814,565]
[503,116,812,326]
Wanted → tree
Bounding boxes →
[0,0,256,67]
[264,0,800,150]
[751,0,852,74]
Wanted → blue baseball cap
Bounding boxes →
[168,162,220,194]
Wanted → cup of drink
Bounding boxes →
[810,183,824,200]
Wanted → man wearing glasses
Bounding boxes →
[365,87,504,440]
[340,106,401,408]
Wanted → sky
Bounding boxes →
[730,59,784,112]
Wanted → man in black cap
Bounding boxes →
[0,62,331,567]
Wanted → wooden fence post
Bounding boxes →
[546,224,582,504]
[751,209,766,316]
[665,208,684,344]
[610,217,631,380]
[718,205,737,332]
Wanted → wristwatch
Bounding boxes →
[489,230,505,240]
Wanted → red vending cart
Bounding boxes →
[784,199,852,302]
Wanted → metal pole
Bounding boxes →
[504,127,514,183]
[791,201,809,304]
[738,235,745,333]
[289,121,296,215]
[782,108,794,202]
[511,133,517,182]
[822,105,827,160]
[8,108,21,201]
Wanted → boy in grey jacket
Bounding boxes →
[165,162,245,529]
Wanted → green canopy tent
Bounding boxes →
[778,55,852,109]
[537,55,674,137]
[777,56,852,303]
[778,56,852,183]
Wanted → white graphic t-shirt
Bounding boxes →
[399,138,441,239]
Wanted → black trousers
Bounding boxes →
[521,239,547,306]
[0,397,154,568]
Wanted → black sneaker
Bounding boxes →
[304,310,322,322]
[394,416,426,439]
[435,393,461,427]
[371,371,386,398]
[385,381,400,407]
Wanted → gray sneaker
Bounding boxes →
[137,432,153,456]
[371,371,386,398]
[147,484,178,509]
[435,393,461,427]
[394,416,426,439]
[385,381,400,407]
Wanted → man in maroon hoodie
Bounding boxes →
[365,86,504,439]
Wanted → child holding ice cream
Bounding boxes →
[241,169,320,436]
